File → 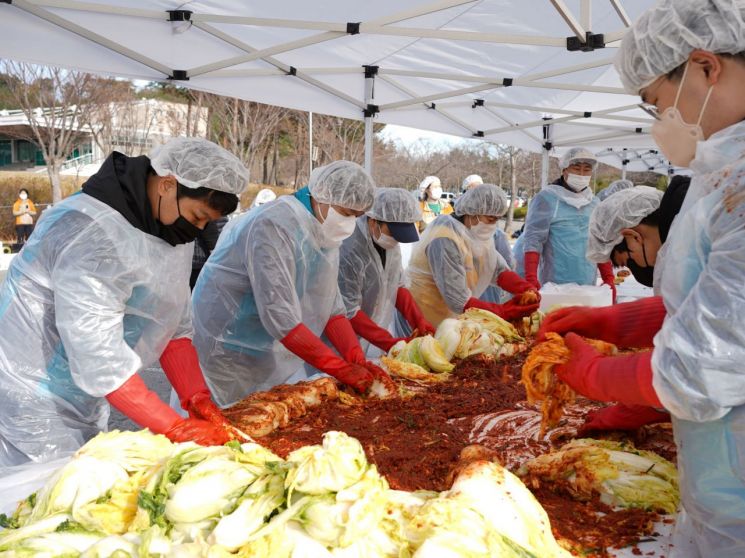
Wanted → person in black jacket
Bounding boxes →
[190,216,228,289]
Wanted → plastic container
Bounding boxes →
[539,282,613,312]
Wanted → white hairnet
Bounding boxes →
[308,160,375,211]
[461,174,484,192]
[587,185,664,262]
[454,184,508,217]
[597,179,634,202]
[367,188,421,223]
[615,0,745,94]
[560,147,598,170]
[254,188,276,205]
[150,137,249,195]
[418,175,441,193]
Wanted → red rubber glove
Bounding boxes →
[349,310,404,352]
[598,262,617,303]
[556,333,662,407]
[464,296,540,321]
[537,296,666,348]
[159,338,229,428]
[579,404,671,436]
[524,251,541,290]
[496,270,534,295]
[395,287,435,336]
[106,374,231,445]
[281,323,373,392]
[324,315,367,365]
[164,418,233,446]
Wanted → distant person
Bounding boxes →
[190,216,229,290]
[460,174,516,304]
[250,188,277,209]
[521,147,615,298]
[418,175,452,231]
[13,188,36,246]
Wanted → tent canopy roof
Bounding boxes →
[1,0,669,172]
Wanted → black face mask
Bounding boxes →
[626,259,655,287]
[613,238,655,287]
[158,191,201,246]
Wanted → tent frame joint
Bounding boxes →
[473,130,484,138]
[472,99,485,109]
[346,22,361,35]
[286,66,297,76]
[566,32,605,52]
[167,10,192,22]
[363,65,379,78]
[364,103,379,117]
[169,70,189,81]
[502,78,513,87]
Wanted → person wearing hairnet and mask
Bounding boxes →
[402,184,539,332]
[250,188,277,209]
[0,138,248,467]
[539,178,691,433]
[192,161,392,407]
[461,174,484,193]
[459,174,517,304]
[597,179,634,202]
[521,148,616,299]
[338,188,434,356]
[418,175,452,231]
[540,1,745,554]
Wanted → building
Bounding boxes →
[0,99,208,175]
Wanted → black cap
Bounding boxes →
[385,222,419,243]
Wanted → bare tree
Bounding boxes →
[206,96,289,185]
[1,62,108,203]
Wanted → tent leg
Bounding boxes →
[364,116,373,173]
[540,120,552,188]
[621,161,627,180]
[308,111,313,177]
[363,67,377,173]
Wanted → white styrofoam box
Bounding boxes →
[616,274,654,303]
[539,282,613,312]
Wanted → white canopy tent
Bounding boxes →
[0,0,670,176]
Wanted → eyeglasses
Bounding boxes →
[638,103,661,121]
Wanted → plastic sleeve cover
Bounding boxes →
[244,213,304,340]
[337,235,366,318]
[521,191,554,253]
[494,229,516,269]
[653,210,745,422]
[426,236,470,314]
[52,224,142,398]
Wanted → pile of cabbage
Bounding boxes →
[519,438,680,515]
[382,309,531,382]
[0,430,571,557]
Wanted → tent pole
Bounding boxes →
[541,120,553,187]
[309,112,313,177]
[541,147,550,187]
[364,66,377,173]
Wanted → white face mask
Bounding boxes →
[372,221,398,250]
[468,217,498,243]
[565,173,592,192]
[428,187,443,201]
[19,192,28,200]
[651,63,714,168]
[319,206,356,246]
